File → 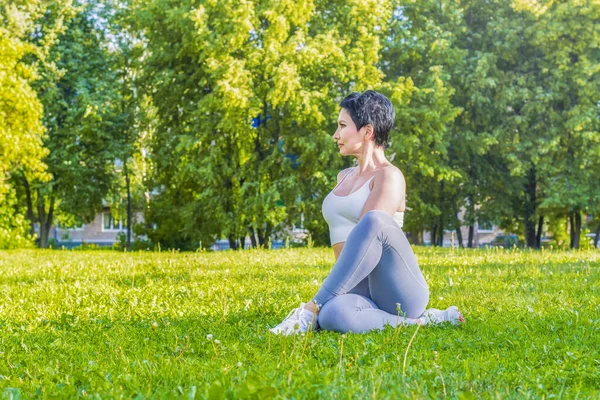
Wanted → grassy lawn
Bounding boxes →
[0,247,598,398]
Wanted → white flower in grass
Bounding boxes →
[214,339,221,345]
[206,334,213,341]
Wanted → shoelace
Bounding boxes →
[278,306,306,328]
[282,308,302,324]
[272,303,318,334]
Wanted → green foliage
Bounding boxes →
[0,0,50,248]
[0,1,47,174]
[36,3,120,220]
[134,0,395,249]
[1,0,598,250]
[454,0,600,248]
[0,247,598,397]
[0,186,34,249]
[382,0,465,238]
[10,1,126,248]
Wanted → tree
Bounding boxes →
[380,0,464,244]
[133,0,396,249]
[103,0,149,251]
[0,0,72,248]
[14,2,123,248]
[530,0,600,249]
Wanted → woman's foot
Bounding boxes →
[269,302,318,335]
[420,306,464,326]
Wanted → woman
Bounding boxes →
[270,90,463,335]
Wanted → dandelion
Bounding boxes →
[214,339,221,345]
[206,334,213,341]
[151,321,158,331]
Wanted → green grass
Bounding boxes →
[0,247,598,399]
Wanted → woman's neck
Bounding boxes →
[355,146,391,175]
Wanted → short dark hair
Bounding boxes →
[339,90,395,149]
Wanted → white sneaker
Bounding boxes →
[420,306,464,326]
[269,303,318,336]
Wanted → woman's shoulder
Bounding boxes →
[372,165,405,191]
[336,167,355,183]
[378,164,404,181]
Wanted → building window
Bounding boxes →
[102,213,127,231]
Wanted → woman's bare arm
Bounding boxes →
[333,243,343,261]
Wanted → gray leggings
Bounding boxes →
[313,210,429,333]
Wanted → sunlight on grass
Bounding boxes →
[0,248,598,398]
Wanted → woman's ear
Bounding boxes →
[363,124,375,142]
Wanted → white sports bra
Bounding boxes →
[321,168,405,245]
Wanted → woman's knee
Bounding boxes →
[318,296,353,332]
[360,210,393,228]
[318,295,372,333]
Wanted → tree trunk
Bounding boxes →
[569,212,575,248]
[438,216,444,246]
[264,221,273,248]
[455,212,463,248]
[431,224,438,247]
[124,158,132,251]
[36,189,46,247]
[535,215,544,249]
[227,234,238,250]
[36,190,55,248]
[571,210,581,249]
[416,230,423,245]
[575,212,582,248]
[523,167,537,248]
[455,226,464,248]
[249,226,257,248]
[594,222,600,248]
[257,228,266,247]
[467,225,474,248]
[21,173,35,236]
[239,236,245,250]
[438,180,445,247]
[47,196,55,245]
[256,223,274,247]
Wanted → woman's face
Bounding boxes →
[333,108,366,156]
